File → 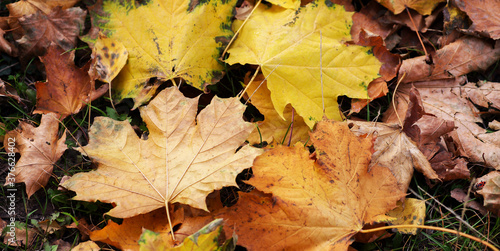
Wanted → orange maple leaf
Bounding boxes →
[34,44,108,118]
[218,121,405,250]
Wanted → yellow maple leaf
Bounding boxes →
[246,73,310,145]
[62,87,262,218]
[89,0,237,105]
[218,121,405,250]
[225,0,382,128]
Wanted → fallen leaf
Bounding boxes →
[4,113,67,198]
[385,79,500,170]
[34,44,108,118]
[450,188,488,216]
[386,198,426,235]
[89,206,213,250]
[353,223,392,243]
[218,121,405,250]
[455,0,500,39]
[477,171,500,216]
[225,0,382,127]
[351,1,397,43]
[440,3,468,47]
[139,219,234,251]
[15,7,86,60]
[63,87,262,218]
[89,0,237,105]
[0,79,22,103]
[349,120,438,193]
[89,33,128,83]
[399,37,500,83]
[235,0,253,20]
[2,224,38,247]
[376,0,446,15]
[6,0,80,40]
[72,241,100,251]
[245,73,310,145]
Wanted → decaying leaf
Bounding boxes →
[4,113,67,198]
[245,73,310,145]
[399,37,500,83]
[350,78,389,113]
[63,87,262,218]
[450,188,488,216]
[89,0,237,105]
[385,79,500,170]
[34,44,108,118]
[217,121,405,250]
[455,0,500,39]
[90,33,128,83]
[16,7,86,60]
[386,198,426,235]
[225,0,382,127]
[376,0,446,15]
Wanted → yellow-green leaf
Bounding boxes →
[225,0,382,128]
[89,0,237,105]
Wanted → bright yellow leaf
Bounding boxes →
[267,0,300,9]
[89,0,237,105]
[62,87,262,218]
[225,0,382,128]
[90,33,128,83]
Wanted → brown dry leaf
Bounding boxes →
[349,120,438,193]
[0,79,22,103]
[89,205,213,250]
[3,225,38,247]
[455,0,500,39]
[376,0,446,15]
[450,188,488,216]
[217,121,405,250]
[477,171,500,216]
[0,27,16,56]
[245,73,310,145]
[6,0,80,40]
[399,37,500,83]
[15,7,86,60]
[402,87,469,181]
[66,218,95,241]
[385,79,500,170]
[62,87,262,218]
[34,44,107,119]
[4,113,67,198]
[351,1,397,43]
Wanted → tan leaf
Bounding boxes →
[477,171,500,216]
[62,87,262,218]
[399,37,500,83]
[385,79,500,170]
[4,113,67,198]
[455,0,500,39]
[245,73,310,145]
[217,121,405,250]
[72,241,100,251]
